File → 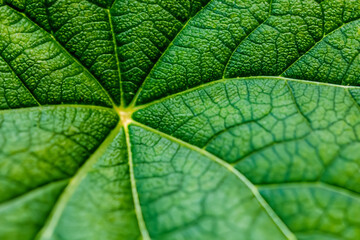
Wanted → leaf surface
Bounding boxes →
[0,0,360,240]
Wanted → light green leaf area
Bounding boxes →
[0,0,359,240]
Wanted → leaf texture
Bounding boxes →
[0,0,359,240]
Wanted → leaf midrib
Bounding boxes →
[106,7,123,106]
[124,123,151,240]
[133,76,360,112]
[257,182,360,200]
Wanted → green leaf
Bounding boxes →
[0,0,359,240]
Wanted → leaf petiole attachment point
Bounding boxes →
[116,107,135,127]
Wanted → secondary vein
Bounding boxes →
[131,120,297,240]
[280,18,360,76]
[128,0,215,108]
[6,5,117,108]
[0,55,41,106]
[222,0,273,78]
[35,123,122,240]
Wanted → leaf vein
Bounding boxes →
[132,120,296,240]
[0,55,41,106]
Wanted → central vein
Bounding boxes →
[123,120,151,239]
[106,8,123,106]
